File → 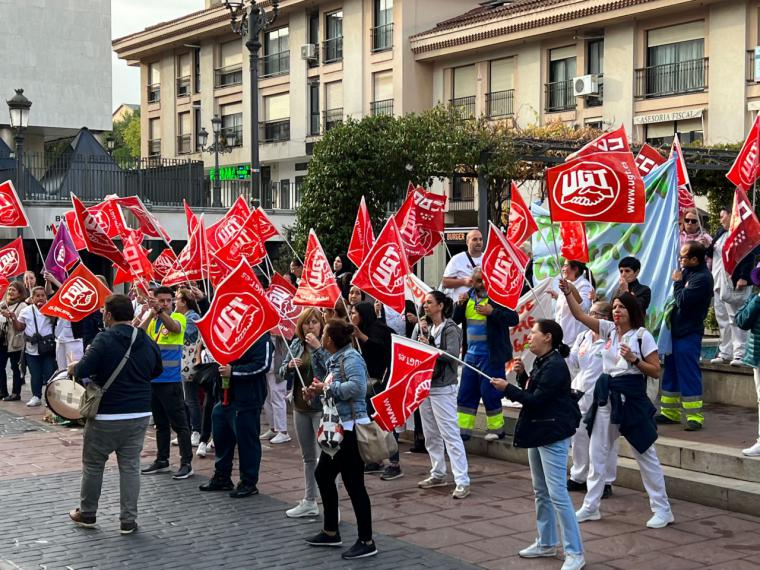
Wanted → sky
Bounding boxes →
[111,0,204,111]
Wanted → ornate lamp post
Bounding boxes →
[223,0,280,208]
[198,114,236,208]
[6,89,32,195]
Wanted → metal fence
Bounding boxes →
[634,58,708,99]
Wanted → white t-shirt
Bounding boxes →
[555,275,593,347]
[18,305,54,356]
[568,329,606,413]
[597,319,658,377]
[55,318,76,342]
[442,251,482,300]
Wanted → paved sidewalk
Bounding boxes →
[3,395,760,569]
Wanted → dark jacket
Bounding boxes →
[453,290,519,366]
[71,311,104,349]
[226,333,273,410]
[708,228,758,286]
[74,324,162,415]
[609,279,652,312]
[670,262,714,338]
[505,350,581,448]
[353,302,393,381]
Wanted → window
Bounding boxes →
[194,107,202,151]
[193,47,201,93]
[177,112,191,154]
[216,40,243,87]
[640,22,705,98]
[547,46,576,112]
[451,65,476,116]
[148,118,161,156]
[586,40,604,107]
[308,13,320,67]
[221,103,243,147]
[263,93,290,142]
[645,119,703,147]
[487,58,514,117]
[263,27,289,77]
[148,62,161,103]
[373,0,393,52]
[309,81,320,136]
[324,11,343,63]
[295,175,305,206]
[371,71,393,116]
[324,81,343,132]
[176,53,191,97]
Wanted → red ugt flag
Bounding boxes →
[394,192,426,267]
[293,230,342,308]
[560,222,589,263]
[0,181,29,227]
[347,196,375,267]
[727,115,760,191]
[394,184,447,263]
[196,260,280,366]
[206,196,251,252]
[371,352,438,431]
[265,272,301,340]
[506,181,539,247]
[63,210,87,251]
[41,263,112,322]
[723,187,760,275]
[214,208,266,268]
[114,195,172,243]
[87,199,127,240]
[481,222,529,310]
[546,151,645,224]
[152,248,177,282]
[567,125,630,161]
[352,217,411,314]
[71,194,130,273]
[0,237,26,278]
[635,144,666,177]
[386,334,440,389]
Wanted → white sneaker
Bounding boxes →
[561,553,586,570]
[171,437,178,446]
[191,431,201,447]
[730,359,745,367]
[452,484,470,499]
[286,500,319,518]
[646,510,674,529]
[418,476,448,489]
[196,442,208,458]
[575,507,601,522]
[710,357,728,364]
[25,396,41,407]
[484,433,500,442]
[743,442,760,456]
[260,429,276,440]
[270,432,292,444]
[518,540,557,558]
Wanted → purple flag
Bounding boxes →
[44,222,80,283]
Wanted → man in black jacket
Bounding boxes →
[658,241,714,431]
[68,294,163,535]
[199,333,272,498]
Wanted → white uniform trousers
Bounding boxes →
[714,289,750,361]
[570,393,617,484]
[56,339,83,371]
[419,384,470,486]
[263,372,288,433]
[582,403,670,515]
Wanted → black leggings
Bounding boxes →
[315,429,373,542]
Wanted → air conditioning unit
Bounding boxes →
[301,44,317,61]
[573,74,599,97]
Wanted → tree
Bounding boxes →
[108,109,141,163]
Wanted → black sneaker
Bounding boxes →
[2,394,20,401]
[380,464,403,481]
[120,521,138,535]
[685,420,703,431]
[199,475,234,492]
[654,414,679,425]
[172,464,194,480]
[364,463,384,474]
[305,530,343,547]
[141,460,170,475]
[229,481,259,498]
[342,539,378,560]
[602,484,613,499]
[567,479,587,492]
[69,508,96,528]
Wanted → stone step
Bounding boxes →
[701,361,756,409]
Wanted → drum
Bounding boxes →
[45,370,85,421]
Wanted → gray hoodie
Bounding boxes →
[411,318,461,388]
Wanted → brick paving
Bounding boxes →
[4,392,760,569]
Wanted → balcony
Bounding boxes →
[634,58,708,99]
[260,180,299,210]
[370,99,394,117]
[545,80,575,113]
[221,124,243,147]
[449,95,476,118]
[322,108,343,133]
[323,36,343,64]
[148,139,161,157]
[261,119,290,143]
[371,23,393,52]
[585,75,604,108]
[147,84,160,104]
[450,177,475,211]
[214,65,243,88]
[176,76,191,98]
[176,134,191,155]
[486,89,514,118]
[261,50,290,78]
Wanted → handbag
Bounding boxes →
[354,419,398,464]
[78,327,138,420]
[31,309,56,356]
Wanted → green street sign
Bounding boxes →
[209,164,251,181]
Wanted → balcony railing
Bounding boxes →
[323,36,343,63]
[545,80,575,112]
[176,134,191,155]
[634,58,708,99]
[261,119,290,143]
[371,23,393,52]
[748,50,757,84]
[148,139,161,157]
[486,89,514,118]
[449,95,476,118]
[323,108,343,133]
[259,180,299,210]
[214,64,243,88]
[585,75,604,108]
[370,99,394,117]
[450,177,475,211]
[176,76,191,98]
[261,51,290,78]
[221,124,243,147]
[147,84,160,104]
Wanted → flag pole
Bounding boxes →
[396,335,497,382]
[26,223,46,271]
[278,324,307,390]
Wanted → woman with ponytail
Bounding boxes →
[491,319,584,570]
[412,291,470,499]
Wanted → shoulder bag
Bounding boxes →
[79,327,138,420]
[31,309,56,356]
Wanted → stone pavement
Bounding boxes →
[4,393,760,569]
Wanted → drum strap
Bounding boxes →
[101,327,139,394]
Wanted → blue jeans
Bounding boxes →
[528,438,584,556]
[26,353,57,398]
